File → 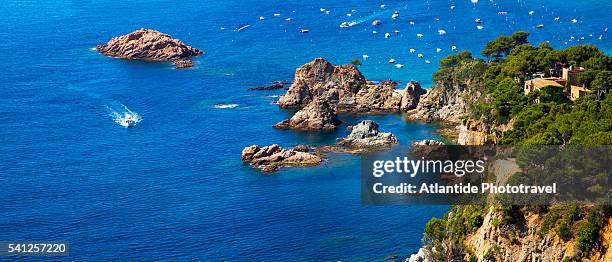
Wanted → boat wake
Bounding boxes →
[340,8,396,27]
[107,104,141,128]
[214,103,238,109]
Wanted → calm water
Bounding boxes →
[1,0,609,261]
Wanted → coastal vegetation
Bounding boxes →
[419,32,612,261]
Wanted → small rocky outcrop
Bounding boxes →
[241,144,322,172]
[336,120,398,148]
[277,58,426,113]
[173,59,194,69]
[248,81,289,90]
[273,99,341,130]
[96,29,203,68]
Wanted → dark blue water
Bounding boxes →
[1,0,609,261]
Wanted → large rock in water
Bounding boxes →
[273,99,341,130]
[278,58,367,109]
[401,81,427,111]
[96,29,203,67]
[337,120,398,148]
[278,58,426,113]
[241,144,322,172]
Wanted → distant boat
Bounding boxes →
[425,60,431,64]
[410,48,416,53]
[571,18,578,23]
[362,54,369,59]
[385,33,391,38]
[436,48,442,53]
[394,30,400,35]
[476,25,484,30]
[529,11,535,15]
[417,54,424,58]
[409,21,415,25]
[451,45,457,51]
[537,24,544,29]
[388,59,396,63]
[273,13,281,17]
[394,64,404,68]
[372,30,377,34]
[416,33,424,38]
[372,19,382,26]
[497,11,508,15]
[438,29,447,35]
[118,114,138,128]
[475,18,482,23]
[471,0,479,5]
[555,17,560,21]
[259,16,265,20]
[392,11,399,20]
[236,24,251,32]
[300,29,310,33]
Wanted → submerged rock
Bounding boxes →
[336,120,398,149]
[273,99,341,130]
[241,144,322,172]
[96,29,203,68]
[173,59,194,69]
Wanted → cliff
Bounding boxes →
[407,51,611,261]
[407,58,486,123]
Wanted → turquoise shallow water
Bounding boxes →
[0,0,610,261]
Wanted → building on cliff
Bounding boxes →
[523,66,590,101]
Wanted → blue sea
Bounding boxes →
[1,0,610,261]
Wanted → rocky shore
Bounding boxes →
[96,29,203,68]
[241,144,322,172]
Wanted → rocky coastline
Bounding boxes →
[96,29,203,68]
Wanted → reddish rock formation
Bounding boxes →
[273,99,341,130]
[96,29,203,68]
[401,81,427,111]
[278,58,367,109]
[277,58,426,113]
[241,144,322,172]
